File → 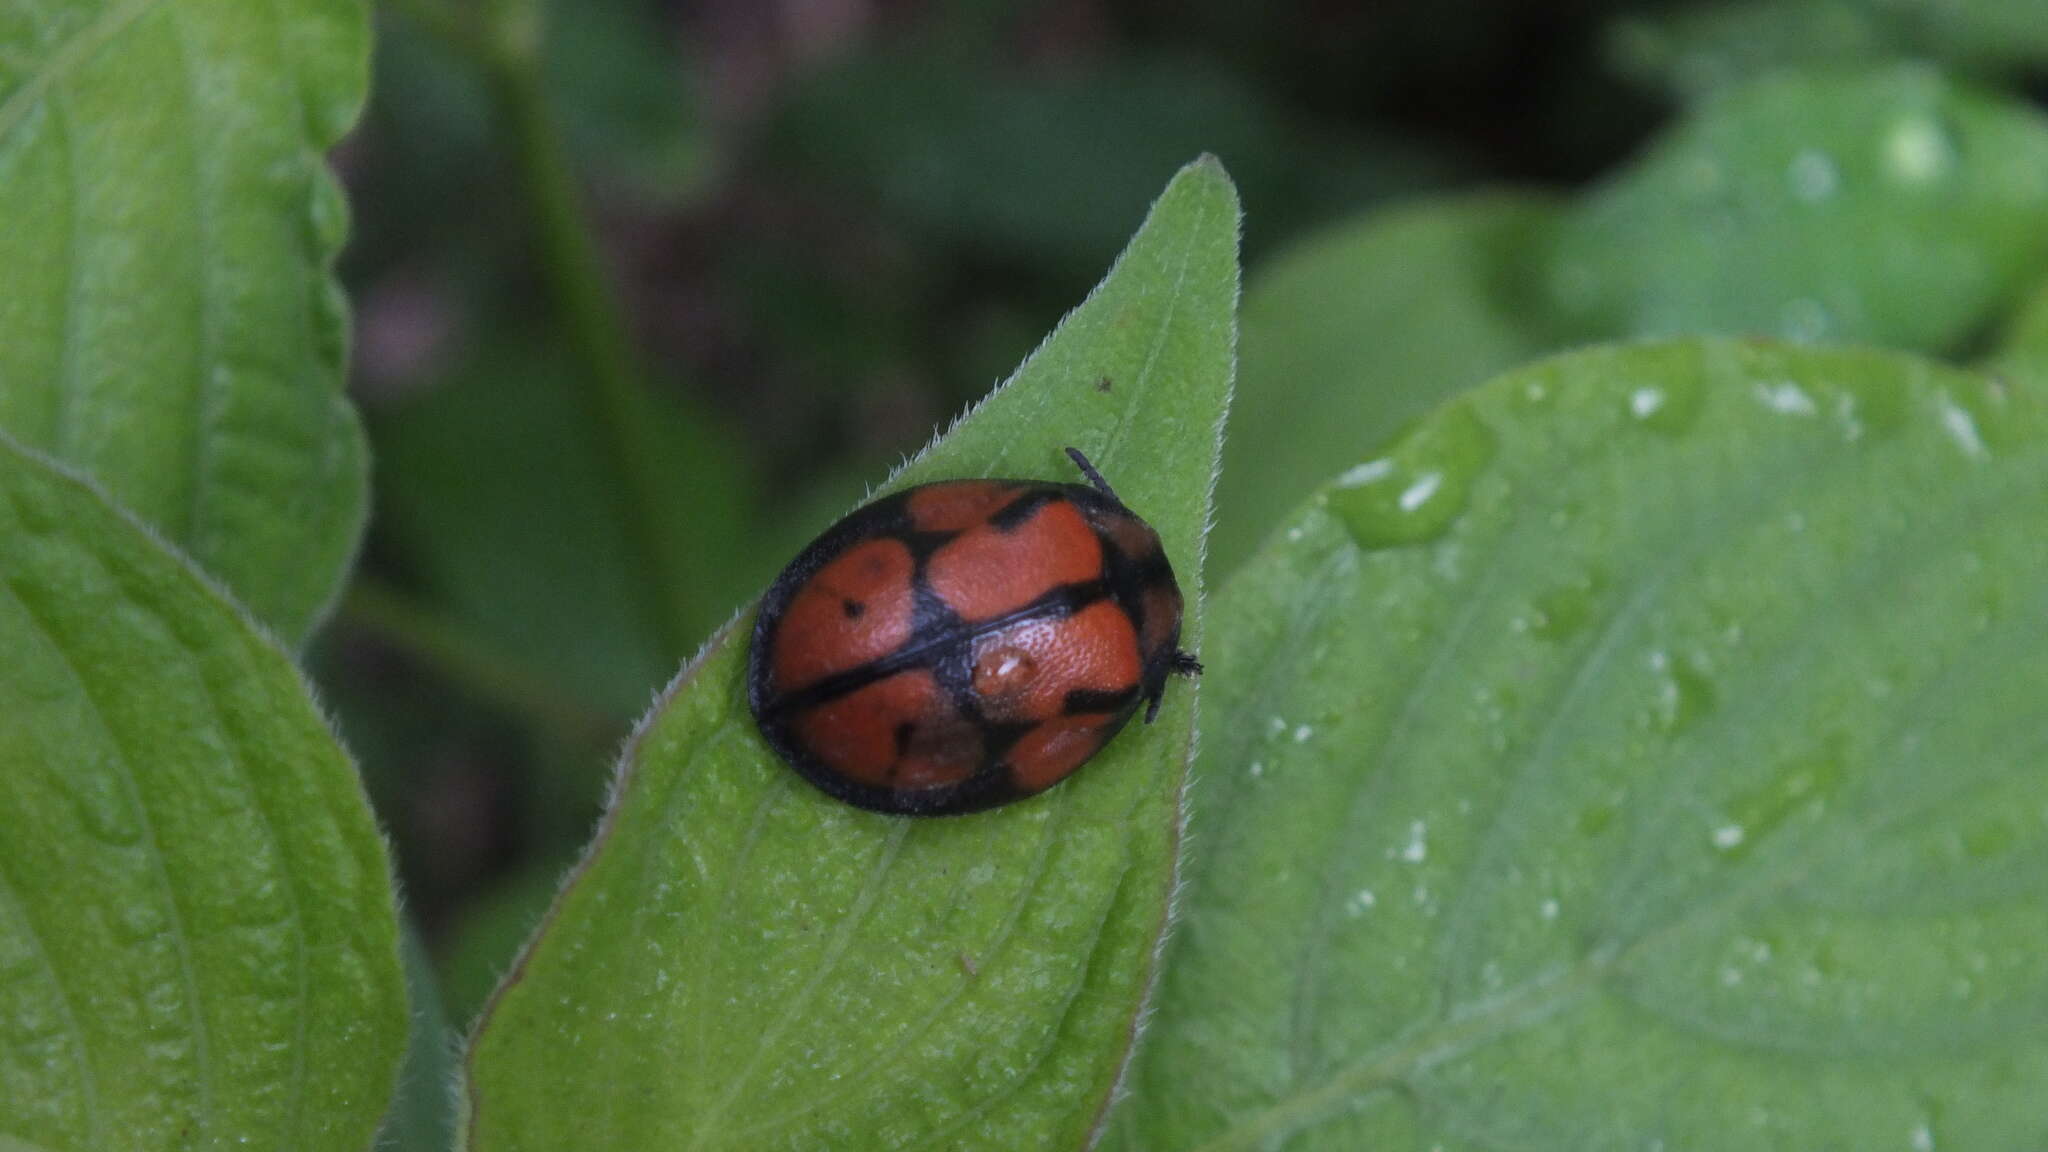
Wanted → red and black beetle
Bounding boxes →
[747,448,1199,816]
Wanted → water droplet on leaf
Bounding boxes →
[1327,402,1495,549]
[1716,737,1849,859]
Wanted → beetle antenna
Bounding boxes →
[1064,447,1120,502]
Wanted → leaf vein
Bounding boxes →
[735,792,1072,1138]
[0,572,214,1126]
[1097,192,1210,473]
[684,820,913,1149]
[0,855,99,1143]
[1290,534,1517,1081]
[0,0,163,151]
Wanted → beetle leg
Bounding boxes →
[1172,651,1203,677]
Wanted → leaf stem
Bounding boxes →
[391,0,706,659]
[492,21,706,658]
[339,579,618,751]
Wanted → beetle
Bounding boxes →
[747,448,1199,816]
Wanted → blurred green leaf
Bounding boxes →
[542,0,704,204]
[1606,0,1899,98]
[1608,0,2048,98]
[1548,66,2048,354]
[372,332,750,719]
[776,49,1451,272]
[1985,276,2048,390]
[461,157,1238,1149]
[0,433,406,1147]
[1113,339,2048,1150]
[0,0,371,642]
[379,922,458,1152]
[1903,0,2048,76]
[1213,192,1568,573]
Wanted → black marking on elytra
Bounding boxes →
[762,578,1113,718]
[893,720,918,757]
[977,718,1042,777]
[908,547,960,644]
[1132,549,1175,587]
[918,570,988,738]
[1064,686,1140,715]
[842,599,865,619]
[989,488,1062,531]
[895,527,961,563]
[1095,511,1172,681]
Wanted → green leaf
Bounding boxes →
[0,434,406,1147]
[1606,0,2048,99]
[1902,0,2048,78]
[1985,276,2048,392]
[461,157,1239,1150]
[1604,1,1901,99]
[1548,67,2048,355]
[0,0,371,644]
[1112,339,2048,1150]
[1213,192,1566,575]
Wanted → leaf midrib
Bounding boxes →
[728,792,1073,1140]
[680,824,912,1149]
[905,791,1141,1152]
[1095,186,1210,473]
